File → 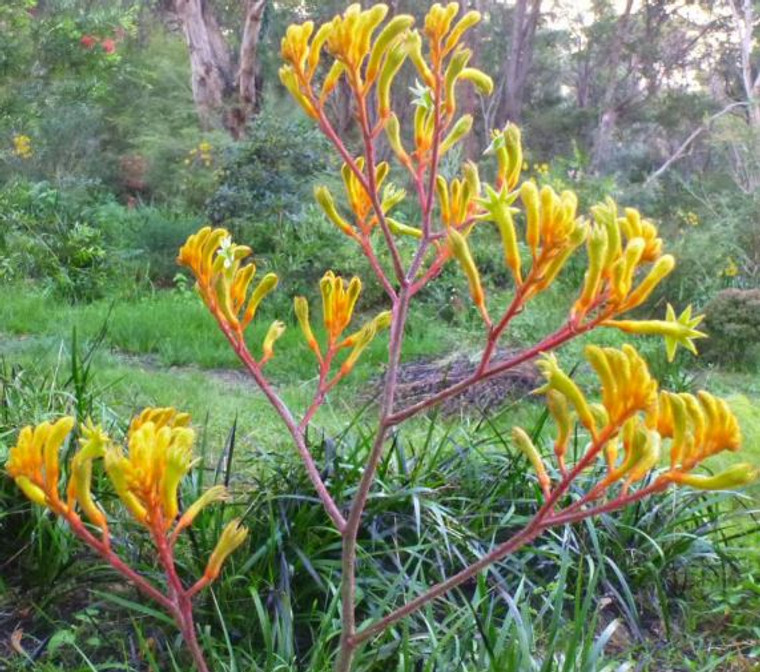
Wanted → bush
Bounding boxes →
[0,180,111,301]
[89,200,203,285]
[701,288,760,369]
[206,110,332,243]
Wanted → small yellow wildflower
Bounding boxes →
[185,141,214,168]
[684,211,699,227]
[12,134,32,159]
[722,257,739,278]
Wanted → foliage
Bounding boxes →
[702,289,760,370]
[0,180,111,301]
[89,199,204,285]
[206,111,332,243]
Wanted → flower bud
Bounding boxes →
[204,519,248,581]
[407,30,434,86]
[366,14,414,83]
[378,40,409,118]
[294,296,319,353]
[620,254,675,311]
[315,185,355,237]
[536,354,596,436]
[262,321,286,363]
[439,115,473,155]
[672,463,759,491]
[278,66,318,119]
[321,61,345,102]
[511,427,550,495]
[443,47,471,115]
[444,10,481,53]
[447,228,487,319]
[340,323,377,375]
[384,113,411,167]
[520,181,540,255]
[574,225,608,316]
[387,217,422,239]
[546,390,573,466]
[16,475,48,507]
[175,485,228,536]
[242,273,279,329]
[459,68,493,95]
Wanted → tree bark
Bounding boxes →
[174,0,267,138]
[730,0,760,128]
[590,0,633,172]
[231,0,267,139]
[174,0,231,129]
[495,0,542,125]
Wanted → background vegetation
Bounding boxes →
[1,0,759,670]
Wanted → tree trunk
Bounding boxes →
[230,0,267,139]
[731,0,760,128]
[495,0,542,126]
[174,0,267,138]
[174,0,232,130]
[590,0,633,172]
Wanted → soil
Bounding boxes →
[370,348,542,415]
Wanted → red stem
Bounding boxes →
[300,344,336,431]
[63,512,172,611]
[314,106,400,296]
[217,320,347,532]
[150,514,210,672]
[61,509,210,671]
[349,423,634,646]
[355,86,407,285]
[407,70,445,283]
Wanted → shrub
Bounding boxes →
[89,200,204,285]
[0,180,111,301]
[702,288,760,369]
[205,110,332,244]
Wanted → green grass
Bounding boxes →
[2,281,760,671]
[3,280,760,461]
[0,283,454,374]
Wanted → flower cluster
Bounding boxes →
[514,346,757,497]
[12,134,32,159]
[280,3,490,168]
[177,227,281,358]
[80,33,117,54]
[679,210,700,227]
[294,271,391,375]
[721,257,739,278]
[314,157,409,239]
[6,408,247,580]
[185,141,214,168]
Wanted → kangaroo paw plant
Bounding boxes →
[6,408,247,672]
[6,3,759,671]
